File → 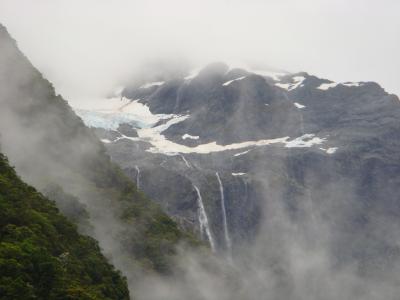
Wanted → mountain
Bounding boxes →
[3,19,400,298]
[79,60,400,276]
[0,23,199,296]
[122,62,300,145]
[0,152,129,299]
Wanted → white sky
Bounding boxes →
[0,0,399,102]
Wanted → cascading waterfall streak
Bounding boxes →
[216,172,232,253]
[135,165,140,189]
[194,185,216,252]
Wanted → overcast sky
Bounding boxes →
[0,0,399,103]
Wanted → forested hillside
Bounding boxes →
[0,23,198,295]
[0,153,130,299]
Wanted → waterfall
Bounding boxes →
[194,185,216,252]
[216,172,232,253]
[299,110,305,134]
[283,91,305,134]
[305,186,317,225]
[244,179,248,203]
[180,154,191,168]
[135,165,140,189]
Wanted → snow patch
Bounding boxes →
[275,83,291,90]
[320,147,338,154]
[317,82,338,90]
[222,76,246,86]
[232,173,246,176]
[144,134,326,155]
[148,115,189,133]
[326,147,338,154]
[234,149,252,157]
[144,136,288,155]
[317,81,364,91]
[294,102,306,109]
[223,62,288,81]
[182,134,200,140]
[285,134,325,148]
[275,76,305,91]
[342,82,363,87]
[75,96,327,156]
[139,81,164,89]
[184,67,202,81]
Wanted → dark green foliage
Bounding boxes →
[42,183,90,225]
[0,153,130,299]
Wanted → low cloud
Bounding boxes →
[0,0,399,102]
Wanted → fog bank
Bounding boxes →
[0,0,399,102]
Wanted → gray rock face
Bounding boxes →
[123,63,301,146]
[90,63,400,270]
[117,123,138,137]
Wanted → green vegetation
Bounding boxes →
[0,153,130,299]
[0,23,201,294]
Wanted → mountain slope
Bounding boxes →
[0,153,129,299]
[123,62,301,145]
[0,23,198,294]
[81,60,400,275]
